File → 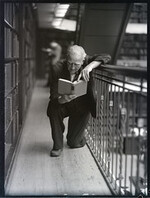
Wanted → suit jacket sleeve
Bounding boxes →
[86,54,111,65]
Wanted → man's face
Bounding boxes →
[67,55,84,75]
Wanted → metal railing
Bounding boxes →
[85,65,147,196]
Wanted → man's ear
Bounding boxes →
[83,53,87,60]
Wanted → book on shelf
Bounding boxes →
[58,78,87,97]
[5,28,12,58]
[5,63,13,94]
[5,96,12,131]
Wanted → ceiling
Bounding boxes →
[36,3,78,30]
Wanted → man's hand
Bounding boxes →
[77,66,92,82]
[77,61,101,82]
[58,95,77,104]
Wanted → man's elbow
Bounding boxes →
[105,54,111,64]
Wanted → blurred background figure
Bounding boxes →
[44,41,62,87]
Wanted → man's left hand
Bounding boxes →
[77,66,92,82]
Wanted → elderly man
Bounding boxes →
[47,45,111,157]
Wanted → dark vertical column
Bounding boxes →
[18,3,24,127]
[75,3,80,44]
[0,2,4,196]
[147,3,150,197]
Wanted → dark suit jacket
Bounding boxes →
[47,54,111,118]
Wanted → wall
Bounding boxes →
[117,3,147,67]
[78,3,132,64]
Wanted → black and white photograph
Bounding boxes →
[0,2,148,197]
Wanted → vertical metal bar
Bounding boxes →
[88,116,92,147]
[106,82,109,173]
[124,90,130,193]
[119,87,126,194]
[92,115,94,149]
[90,115,92,146]
[115,86,120,190]
[94,77,98,158]
[94,77,97,156]
[111,85,116,184]
[97,76,101,162]
[101,79,103,167]
[97,76,101,163]
[130,92,136,194]
[100,78,104,166]
[104,81,107,171]
[0,1,5,196]
[75,3,80,44]
[135,93,141,195]
[107,84,113,178]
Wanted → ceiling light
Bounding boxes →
[58,4,70,9]
[126,23,147,34]
[52,18,62,27]
[58,19,76,31]
[55,10,67,17]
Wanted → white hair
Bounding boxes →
[67,45,86,60]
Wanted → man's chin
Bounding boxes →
[70,71,76,74]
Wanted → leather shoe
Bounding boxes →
[50,149,62,157]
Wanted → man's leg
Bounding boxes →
[67,110,90,148]
[48,101,67,150]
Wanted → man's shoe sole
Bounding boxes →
[50,149,62,157]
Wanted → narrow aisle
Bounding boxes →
[6,80,111,196]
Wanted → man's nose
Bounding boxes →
[71,64,76,69]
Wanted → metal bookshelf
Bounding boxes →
[4,3,36,180]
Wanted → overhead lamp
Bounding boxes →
[55,10,67,17]
[55,4,70,17]
[57,19,76,31]
[126,23,147,34]
[58,4,70,9]
[52,18,62,27]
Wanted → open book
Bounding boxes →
[58,78,87,97]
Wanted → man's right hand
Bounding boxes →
[58,95,77,104]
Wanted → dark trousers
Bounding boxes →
[48,97,90,150]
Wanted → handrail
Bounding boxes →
[87,65,147,195]
[97,64,147,79]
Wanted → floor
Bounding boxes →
[5,80,111,196]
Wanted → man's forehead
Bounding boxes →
[68,54,84,63]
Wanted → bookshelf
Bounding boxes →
[4,3,36,181]
[118,3,147,65]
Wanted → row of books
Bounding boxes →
[24,60,30,75]
[25,44,31,59]
[25,30,31,44]
[4,3,19,29]
[13,34,19,57]
[5,62,19,95]
[12,110,19,145]
[5,3,19,163]
[120,48,147,56]
[5,95,12,132]
[4,28,19,58]
[4,3,13,26]
[5,110,19,147]
[4,28,12,58]
[5,88,19,132]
